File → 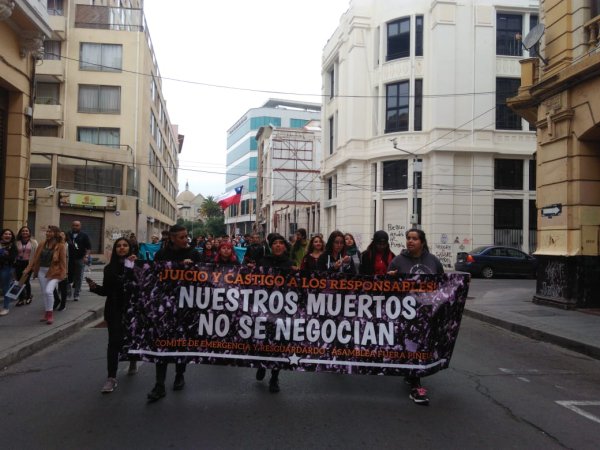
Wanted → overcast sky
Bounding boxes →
[143,0,350,198]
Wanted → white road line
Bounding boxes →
[556,401,600,424]
[517,377,530,383]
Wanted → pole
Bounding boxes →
[412,158,418,228]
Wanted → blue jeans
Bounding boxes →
[1,266,14,309]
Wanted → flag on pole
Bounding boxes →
[216,185,243,210]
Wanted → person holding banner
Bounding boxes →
[147,224,202,402]
[0,229,17,316]
[317,230,355,274]
[214,241,240,265]
[360,230,395,276]
[387,228,444,406]
[255,233,294,393]
[87,238,138,393]
[242,233,265,268]
[300,234,324,271]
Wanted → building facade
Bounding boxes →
[176,181,206,224]
[0,0,51,231]
[224,98,321,236]
[321,0,538,264]
[29,0,181,259]
[509,0,600,308]
[255,121,322,238]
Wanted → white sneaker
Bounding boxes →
[0,308,9,316]
[101,377,117,393]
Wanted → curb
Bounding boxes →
[0,307,104,370]
[463,309,600,361]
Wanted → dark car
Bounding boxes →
[454,245,537,279]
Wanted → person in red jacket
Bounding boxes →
[360,230,395,275]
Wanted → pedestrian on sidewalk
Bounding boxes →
[387,228,444,406]
[14,226,37,307]
[52,231,69,312]
[66,221,91,302]
[147,224,201,403]
[0,228,17,316]
[87,237,138,394]
[23,226,67,325]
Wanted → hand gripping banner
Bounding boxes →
[125,262,470,377]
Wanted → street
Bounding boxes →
[1,279,599,450]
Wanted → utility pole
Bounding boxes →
[391,139,422,228]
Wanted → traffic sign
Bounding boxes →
[541,204,562,218]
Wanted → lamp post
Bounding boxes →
[391,139,422,229]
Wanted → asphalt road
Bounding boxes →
[1,315,599,449]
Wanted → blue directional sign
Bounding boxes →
[541,203,562,218]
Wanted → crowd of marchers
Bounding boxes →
[0,223,443,406]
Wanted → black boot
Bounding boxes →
[269,369,280,393]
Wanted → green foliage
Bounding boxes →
[200,196,223,219]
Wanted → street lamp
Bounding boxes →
[390,139,422,228]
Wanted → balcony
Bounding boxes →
[75,5,143,31]
[36,59,64,82]
[584,15,600,49]
[33,103,63,124]
[47,14,66,39]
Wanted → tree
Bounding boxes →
[200,196,223,219]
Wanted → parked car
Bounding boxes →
[454,245,537,279]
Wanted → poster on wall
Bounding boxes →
[383,198,408,255]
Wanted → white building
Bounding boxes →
[255,121,322,237]
[224,99,321,236]
[321,0,538,266]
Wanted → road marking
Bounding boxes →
[556,401,600,424]
[517,377,530,383]
[499,368,513,374]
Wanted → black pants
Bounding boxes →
[155,362,186,385]
[53,279,68,307]
[106,315,124,378]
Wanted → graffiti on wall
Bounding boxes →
[433,243,454,270]
[386,223,406,255]
[539,260,567,299]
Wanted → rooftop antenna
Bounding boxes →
[520,23,548,65]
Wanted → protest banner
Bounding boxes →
[125,263,469,378]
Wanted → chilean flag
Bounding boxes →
[217,185,243,209]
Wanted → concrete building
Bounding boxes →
[255,121,322,237]
[321,0,538,265]
[28,0,181,259]
[509,0,600,308]
[0,0,51,231]
[224,99,321,237]
[176,181,206,223]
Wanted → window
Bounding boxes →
[386,81,409,132]
[78,85,120,113]
[29,154,52,188]
[35,82,60,105]
[57,156,123,194]
[328,66,335,99]
[127,166,138,196]
[529,200,537,231]
[495,159,523,190]
[80,43,122,72]
[387,17,410,61]
[415,15,424,56]
[593,1,600,17]
[529,159,536,190]
[383,160,408,190]
[327,177,337,200]
[77,127,120,148]
[414,79,423,131]
[497,13,523,56]
[33,125,60,137]
[496,78,522,130]
[290,119,309,128]
[329,116,334,155]
[47,0,63,15]
[494,199,523,229]
[43,41,61,60]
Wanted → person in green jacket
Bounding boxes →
[289,228,308,268]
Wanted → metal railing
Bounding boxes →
[584,14,600,48]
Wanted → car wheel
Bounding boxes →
[481,266,494,279]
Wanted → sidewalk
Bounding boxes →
[1,275,599,369]
[0,267,105,369]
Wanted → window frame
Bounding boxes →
[386,17,411,61]
[385,80,410,133]
[382,160,408,191]
[78,84,121,114]
[496,77,522,130]
[494,159,524,190]
[79,43,123,72]
[496,13,523,56]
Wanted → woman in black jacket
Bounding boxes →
[317,230,355,274]
[255,233,293,392]
[87,238,138,393]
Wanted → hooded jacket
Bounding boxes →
[387,249,444,275]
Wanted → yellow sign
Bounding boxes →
[58,192,117,211]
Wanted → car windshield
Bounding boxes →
[471,246,490,254]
